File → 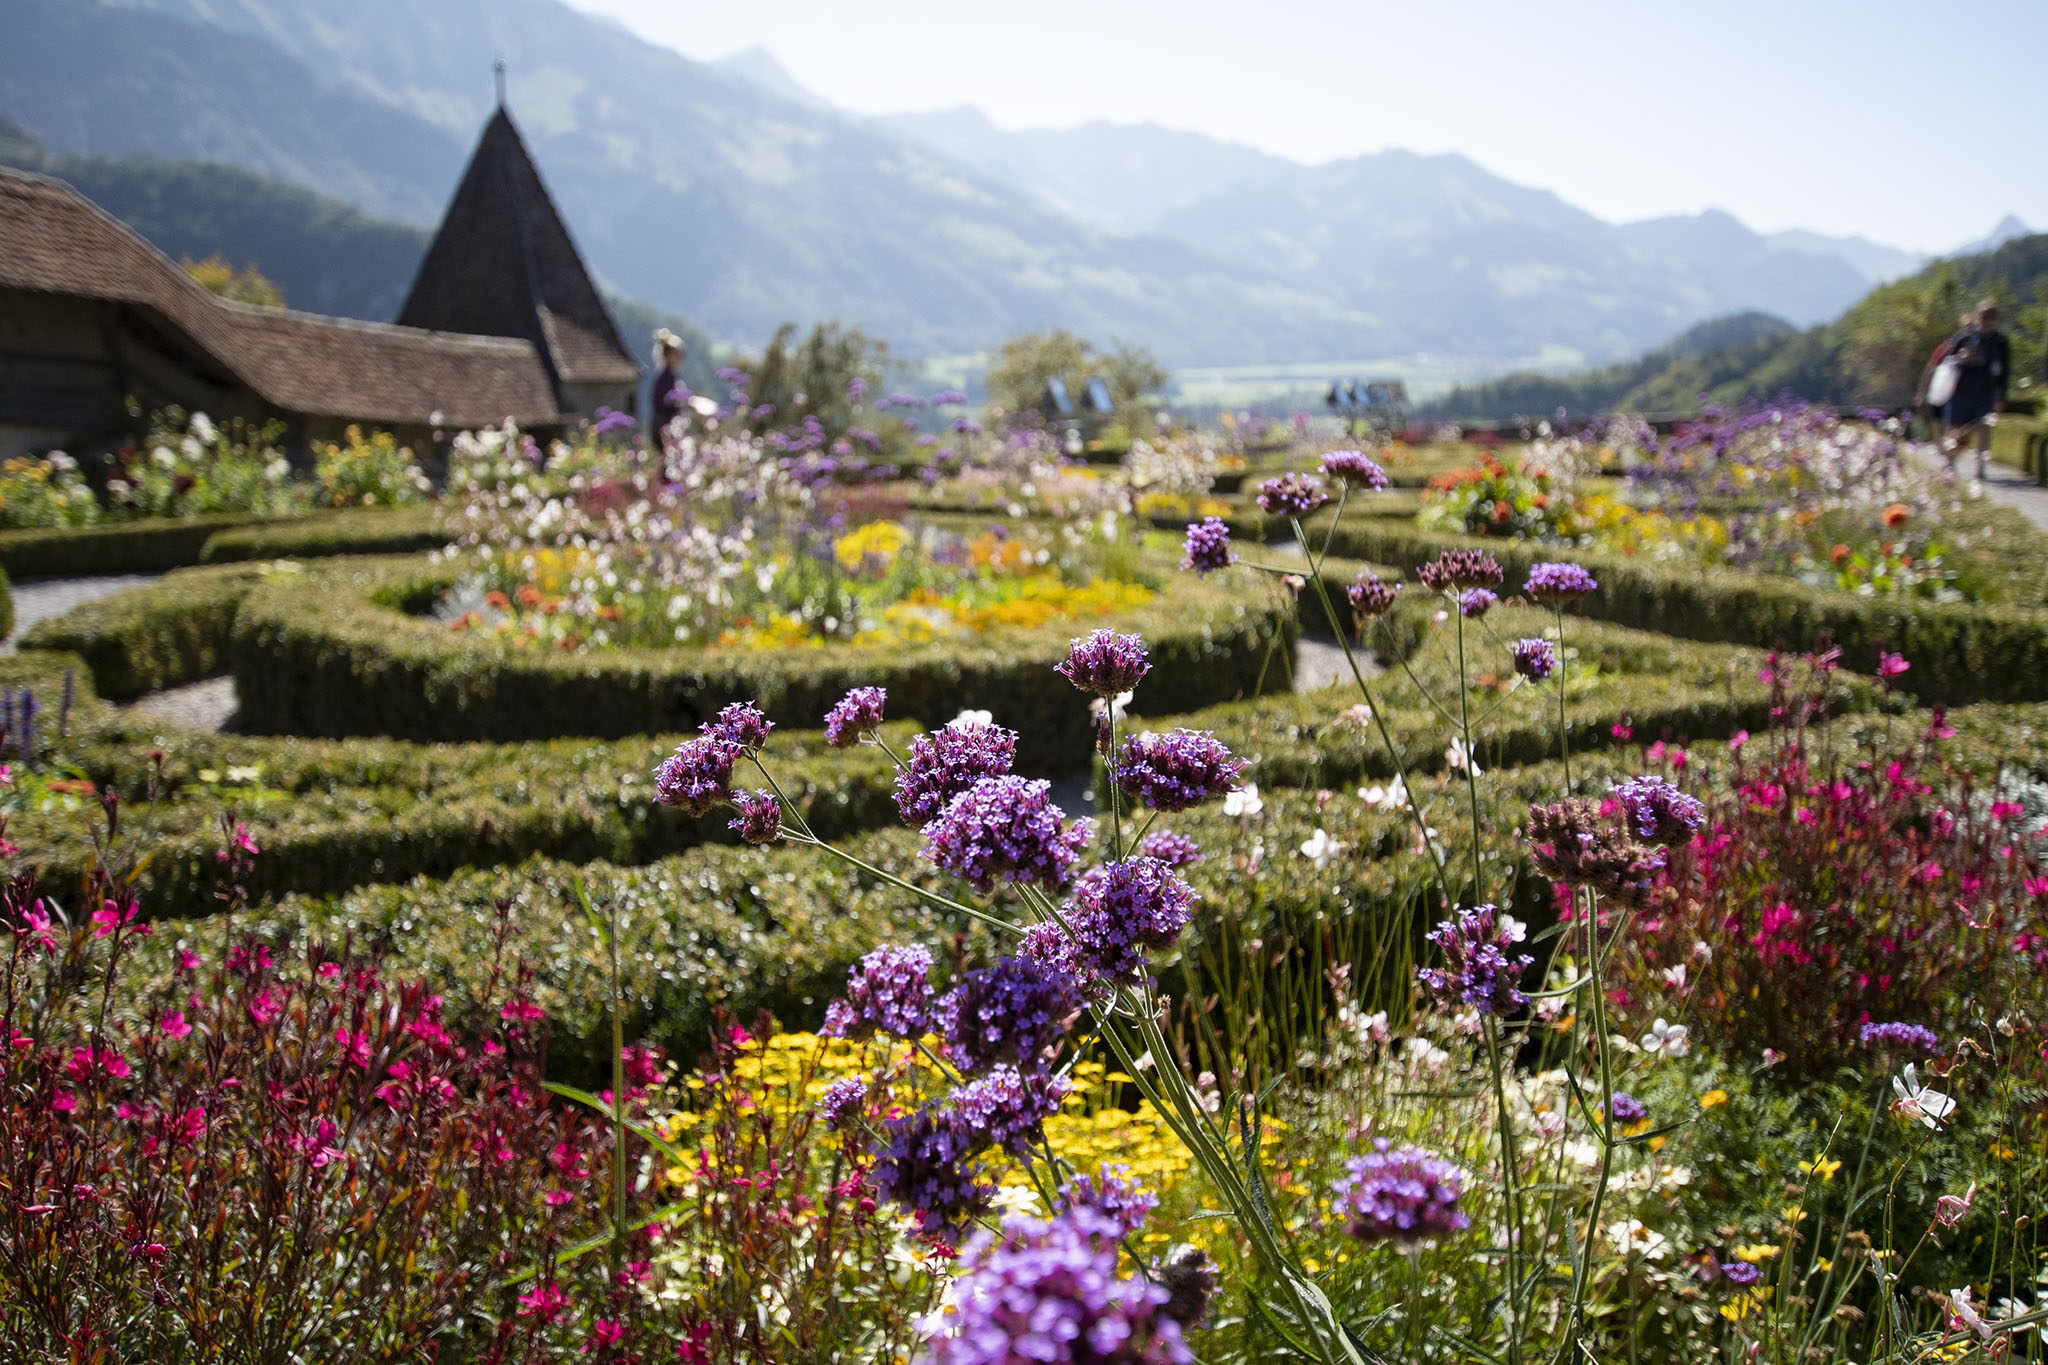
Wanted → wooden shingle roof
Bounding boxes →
[398,109,639,390]
[0,167,567,430]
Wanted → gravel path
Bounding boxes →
[2,574,160,653]
[1975,460,2048,535]
[130,676,238,732]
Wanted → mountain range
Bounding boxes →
[1,0,2022,373]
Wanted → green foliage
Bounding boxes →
[1318,510,2048,705]
[0,505,441,580]
[0,452,102,530]
[983,328,1167,423]
[20,561,265,698]
[179,252,285,307]
[225,554,1291,760]
[309,426,431,508]
[741,321,889,440]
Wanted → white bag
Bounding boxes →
[1927,357,1961,407]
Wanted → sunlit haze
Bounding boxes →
[567,0,2045,253]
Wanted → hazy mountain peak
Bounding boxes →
[712,45,832,112]
[1960,213,2034,255]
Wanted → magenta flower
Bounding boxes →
[1878,652,1910,680]
[727,788,782,845]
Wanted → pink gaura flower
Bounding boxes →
[65,1046,130,1083]
[158,1010,192,1040]
[92,899,146,939]
[247,989,283,1026]
[517,1281,569,1323]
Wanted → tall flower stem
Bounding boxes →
[1553,603,1574,795]
[1559,884,1619,1361]
[1454,600,1485,897]
[1483,1016,1526,1365]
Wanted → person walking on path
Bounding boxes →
[1934,300,2012,479]
[650,329,687,456]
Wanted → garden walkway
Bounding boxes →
[1975,461,2048,534]
[1,573,157,653]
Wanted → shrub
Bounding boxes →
[311,426,433,508]
[0,452,101,530]
[20,561,267,698]
[110,409,303,521]
[226,555,1290,764]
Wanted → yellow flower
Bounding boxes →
[1798,1156,1841,1182]
[1990,1142,2016,1161]
[832,520,909,572]
[1732,1243,1781,1264]
[1719,1287,1772,1322]
[1699,1089,1729,1109]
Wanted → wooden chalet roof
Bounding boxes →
[0,167,567,430]
[398,108,639,390]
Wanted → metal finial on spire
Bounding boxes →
[494,57,507,108]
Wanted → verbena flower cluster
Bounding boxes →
[823,685,886,747]
[1057,629,1151,698]
[1113,729,1245,813]
[947,1064,1072,1157]
[1347,570,1401,619]
[1320,449,1391,489]
[1062,857,1199,980]
[1416,549,1505,592]
[924,1206,1194,1365]
[1418,904,1533,1016]
[703,701,773,751]
[1459,588,1497,618]
[1511,637,1558,681]
[922,775,1089,894]
[1329,1141,1471,1246]
[1179,517,1235,575]
[1524,561,1600,603]
[817,1076,869,1132]
[895,720,1019,826]
[942,956,1081,1073]
[1607,1092,1648,1124]
[1860,1021,1942,1054]
[1256,472,1328,518]
[1525,799,1665,909]
[1061,1162,1161,1236]
[653,736,738,816]
[1611,776,1707,848]
[727,788,781,844]
[822,943,936,1041]
[1136,830,1203,867]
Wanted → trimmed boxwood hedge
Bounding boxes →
[0,562,11,641]
[19,719,918,922]
[228,554,1294,767]
[1310,511,2048,705]
[19,562,269,698]
[0,506,448,580]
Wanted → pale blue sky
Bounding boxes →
[567,0,2044,254]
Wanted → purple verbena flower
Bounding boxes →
[1256,472,1328,518]
[940,955,1080,1073]
[1330,1141,1470,1246]
[1180,517,1236,575]
[1525,799,1666,908]
[946,1064,1070,1157]
[1060,1162,1160,1236]
[873,1105,994,1235]
[1608,1091,1648,1124]
[922,776,1088,894]
[895,720,1018,826]
[1416,549,1505,592]
[818,1076,868,1132]
[1418,904,1532,1016]
[1459,587,1497,618]
[1062,858,1198,979]
[824,943,937,1041]
[1611,776,1707,848]
[1525,561,1599,603]
[727,788,782,845]
[1136,830,1203,868]
[1320,449,1391,490]
[1860,1021,1941,1054]
[1114,729,1245,813]
[1721,1261,1761,1286]
[823,686,886,747]
[1017,921,1107,1002]
[1347,571,1401,619]
[924,1208,1192,1364]
[703,701,773,751]
[1057,629,1151,699]
[653,736,738,816]
[1511,637,1558,681]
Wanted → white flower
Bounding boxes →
[1945,1287,1994,1342]
[152,445,178,470]
[1891,1064,1956,1129]
[1299,828,1344,869]
[948,709,993,730]
[1499,914,1527,943]
[1661,963,1689,989]
[1641,1018,1690,1057]
[188,411,217,444]
[1446,737,1482,775]
[1606,1219,1673,1261]
[1224,783,1263,818]
[1091,690,1133,724]
[1405,1037,1448,1070]
[1358,775,1410,811]
[1336,703,1372,727]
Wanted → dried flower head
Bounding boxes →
[1256,472,1329,518]
[1417,549,1505,592]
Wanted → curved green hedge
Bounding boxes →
[1315,512,2048,705]
[20,562,267,698]
[229,555,1293,765]
[0,506,445,579]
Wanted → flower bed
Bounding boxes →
[225,554,1290,761]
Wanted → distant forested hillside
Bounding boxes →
[0,118,719,396]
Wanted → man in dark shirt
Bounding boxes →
[1938,300,2010,479]
[650,329,686,454]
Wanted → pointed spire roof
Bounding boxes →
[398,107,637,391]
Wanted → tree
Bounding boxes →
[180,253,284,308]
[1835,263,1972,407]
[743,323,890,438]
[983,329,1165,423]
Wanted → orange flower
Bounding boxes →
[1882,503,1909,528]
[484,590,510,609]
[1829,544,1850,566]
[516,584,544,608]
